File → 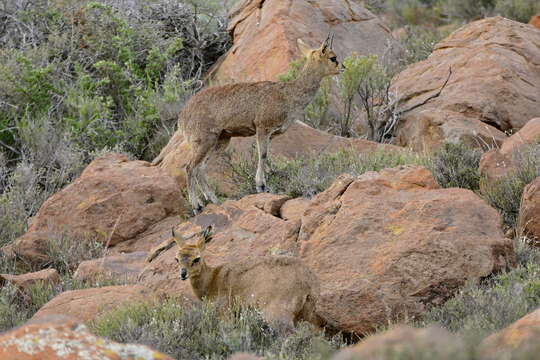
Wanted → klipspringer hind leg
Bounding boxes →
[185,137,216,214]
[255,129,271,193]
[196,136,230,204]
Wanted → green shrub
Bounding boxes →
[428,142,482,191]
[227,148,424,199]
[424,260,540,338]
[397,26,449,66]
[45,234,105,275]
[92,298,343,360]
[339,54,379,137]
[441,0,495,22]
[494,0,540,23]
[386,0,444,26]
[481,146,539,230]
[0,281,56,332]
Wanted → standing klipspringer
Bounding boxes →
[173,36,340,213]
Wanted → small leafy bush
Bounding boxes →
[397,26,449,66]
[428,142,482,191]
[424,258,540,338]
[386,0,444,27]
[0,281,57,332]
[494,0,540,23]
[441,0,495,22]
[45,234,105,274]
[92,298,343,360]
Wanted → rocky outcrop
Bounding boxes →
[297,166,513,334]
[4,154,187,266]
[519,177,540,246]
[139,166,515,334]
[208,0,396,83]
[332,325,462,360]
[480,307,540,359]
[391,17,540,151]
[480,118,540,184]
[0,269,60,292]
[155,120,400,196]
[0,320,172,360]
[31,285,154,323]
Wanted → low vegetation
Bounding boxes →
[92,299,343,360]
[227,142,488,198]
[481,145,540,230]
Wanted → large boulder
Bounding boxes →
[4,154,188,266]
[331,325,461,360]
[480,307,540,359]
[208,0,395,83]
[480,118,540,185]
[391,17,540,152]
[297,166,514,334]
[31,285,154,323]
[519,177,540,246]
[155,120,399,196]
[139,166,515,334]
[0,320,172,360]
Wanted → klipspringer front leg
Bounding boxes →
[255,130,271,193]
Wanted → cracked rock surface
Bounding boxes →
[391,17,540,151]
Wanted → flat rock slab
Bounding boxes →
[31,285,155,323]
[74,252,148,283]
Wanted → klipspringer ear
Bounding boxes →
[297,39,312,57]
[197,225,213,251]
[172,228,185,248]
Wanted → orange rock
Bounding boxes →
[0,320,173,360]
[0,269,60,292]
[529,14,540,30]
[31,285,154,323]
[4,154,188,266]
[297,165,514,334]
[479,118,540,184]
[74,252,147,283]
[209,0,395,83]
[332,325,462,360]
[520,177,540,246]
[391,17,540,151]
[480,307,540,359]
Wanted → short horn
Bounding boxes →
[321,33,330,51]
[330,33,335,49]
